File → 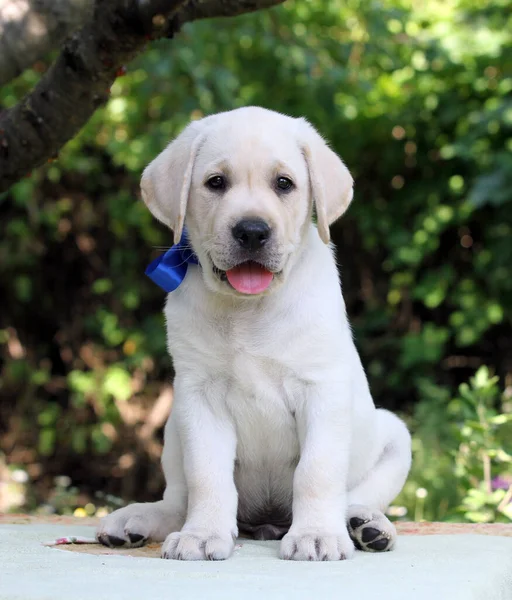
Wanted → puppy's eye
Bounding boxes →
[276,176,294,192]
[206,175,226,191]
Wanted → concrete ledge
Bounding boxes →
[1,523,512,600]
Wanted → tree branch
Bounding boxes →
[0,0,286,193]
[0,0,94,87]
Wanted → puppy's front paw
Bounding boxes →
[162,531,235,561]
[280,529,354,561]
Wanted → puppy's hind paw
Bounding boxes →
[347,504,396,552]
[97,501,183,548]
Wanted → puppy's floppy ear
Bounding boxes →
[140,121,206,245]
[297,118,354,244]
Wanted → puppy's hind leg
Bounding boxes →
[347,409,411,552]
[97,413,187,548]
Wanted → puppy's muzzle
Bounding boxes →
[232,218,271,252]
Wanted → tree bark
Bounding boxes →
[0,0,94,87]
[0,0,285,193]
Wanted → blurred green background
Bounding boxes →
[0,0,511,523]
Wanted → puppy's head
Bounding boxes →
[141,107,353,297]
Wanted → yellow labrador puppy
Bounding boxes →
[97,107,411,561]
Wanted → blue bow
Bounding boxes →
[145,229,199,292]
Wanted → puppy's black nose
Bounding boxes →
[232,219,271,251]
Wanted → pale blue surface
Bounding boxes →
[1,525,512,600]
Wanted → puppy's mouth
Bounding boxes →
[211,261,275,295]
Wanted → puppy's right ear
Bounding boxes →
[296,118,354,244]
[140,121,206,245]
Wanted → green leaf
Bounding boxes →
[102,366,132,402]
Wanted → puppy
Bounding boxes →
[97,106,411,561]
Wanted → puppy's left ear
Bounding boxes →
[297,118,354,244]
[140,120,207,245]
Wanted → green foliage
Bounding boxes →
[453,367,512,522]
[0,0,510,519]
[397,367,512,523]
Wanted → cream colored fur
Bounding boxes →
[97,107,411,561]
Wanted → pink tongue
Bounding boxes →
[226,262,274,294]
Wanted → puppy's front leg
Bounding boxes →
[281,381,354,561]
[161,389,238,561]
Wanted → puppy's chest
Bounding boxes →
[209,318,303,405]
[173,304,300,392]
[186,310,302,431]
[224,354,300,470]
[169,296,310,430]
[169,296,305,469]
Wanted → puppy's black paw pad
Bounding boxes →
[361,527,381,543]
[128,533,147,545]
[367,538,390,552]
[349,517,366,529]
[107,535,126,547]
[347,507,396,553]
[98,534,126,548]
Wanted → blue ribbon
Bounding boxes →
[145,229,199,292]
